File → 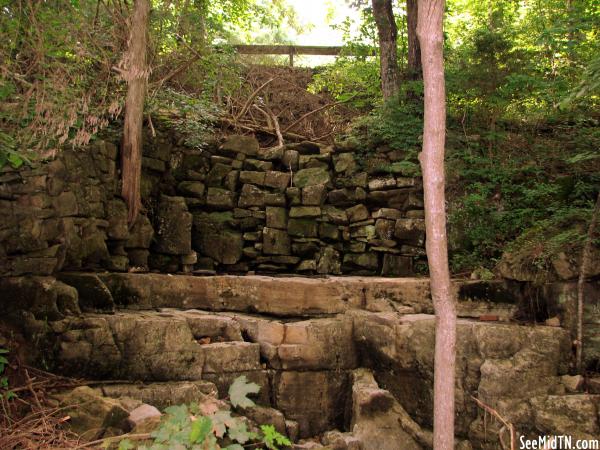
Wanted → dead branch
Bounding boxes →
[234,78,275,122]
[282,96,355,133]
[471,396,516,450]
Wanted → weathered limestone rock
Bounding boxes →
[219,135,259,157]
[333,153,357,174]
[125,214,154,249]
[394,218,425,245]
[381,254,412,276]
[154,195,192,255]
[290,206,321,218]
[263,227,291,255]
[301,184,327,206]
[100,381,218,410]
[206,187,236,210]
[238,183,267,207]
[343,253,379,271]
[265,171,291,191]
[266,207,287,229]
[193,212,243,265]
[206,163,232,187]
[317,246,342,275]
[56,386,129,438]
[0,276,80,321]
[530,394,600,440]
[345,204,369,223]
[177,181,206,198]
[350,369,424,450]
[288,219,318,238]
[127,404,161,430]
[57,272,115,311]
[106,199,129,240]
[274,371,349,438]
[293,167,331,188]
[239,171,266,185]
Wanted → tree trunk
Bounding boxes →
[417,1,456,449]
[576,192,600,373]
[407,0,422,80]
[121,0,150,225]
[372,0,400,100]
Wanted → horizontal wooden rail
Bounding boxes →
[230,44,376,66]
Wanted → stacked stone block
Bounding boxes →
[168,135,426,276]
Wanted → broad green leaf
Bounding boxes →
[228,375,260,409]
[189,416,212,444]
[227,418,252,444]
[117,439,134,450]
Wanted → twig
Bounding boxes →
[282,96,355,133]
[265,105,284,148]
[471,396,516,450]
[234,78,275,122]
[74,432,152,449]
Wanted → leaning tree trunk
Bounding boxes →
[576,192,600,373]
[407,0,422,80]
[372,0,400,100]
[417,0,456,449]
[121,0,150,225]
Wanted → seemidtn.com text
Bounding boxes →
[520,435,600,450]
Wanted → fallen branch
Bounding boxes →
[282,96,355,133]
[234,78,275,122]
[471,396,516,450]
[74,432,152,449]
[219,117,312,143]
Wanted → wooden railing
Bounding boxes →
[231,44,374,66]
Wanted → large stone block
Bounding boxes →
[154,195,192,255]
[219,135,259,157]
[263,227,291,255]
[293,167,330,188]
[206,188,236,210]
[238,184,266,208]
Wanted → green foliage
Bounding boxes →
[260,425,292,450]
[117,376,289,450]
[228,375,260,409]
[148,88,220,150]
[0,347,16,401]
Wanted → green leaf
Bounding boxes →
[261,424,291,450]
[223,445,244,450]
[189,416,212,444]
[210,409,235,438]
[228,375,260,409]
[227,418,253,444]
[117,439,134,450]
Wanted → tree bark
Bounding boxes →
[121,0,150,225]
[407,0,422,80]
[417,1,456,449]
[372,0,400,100]
[576,192,600,373]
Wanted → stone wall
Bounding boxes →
[0,129,426,277]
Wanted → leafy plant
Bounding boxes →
[0,347,16,401]
[117,376,290,450]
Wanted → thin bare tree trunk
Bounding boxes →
[372,0,400,100]
[576,192,600,373]
[121,0,150,225]
[407,0,422,80]
[417,1,456,449]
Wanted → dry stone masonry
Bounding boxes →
[0,131,425,277]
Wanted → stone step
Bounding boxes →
[56,272,519,320]
[50,309,261,381]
